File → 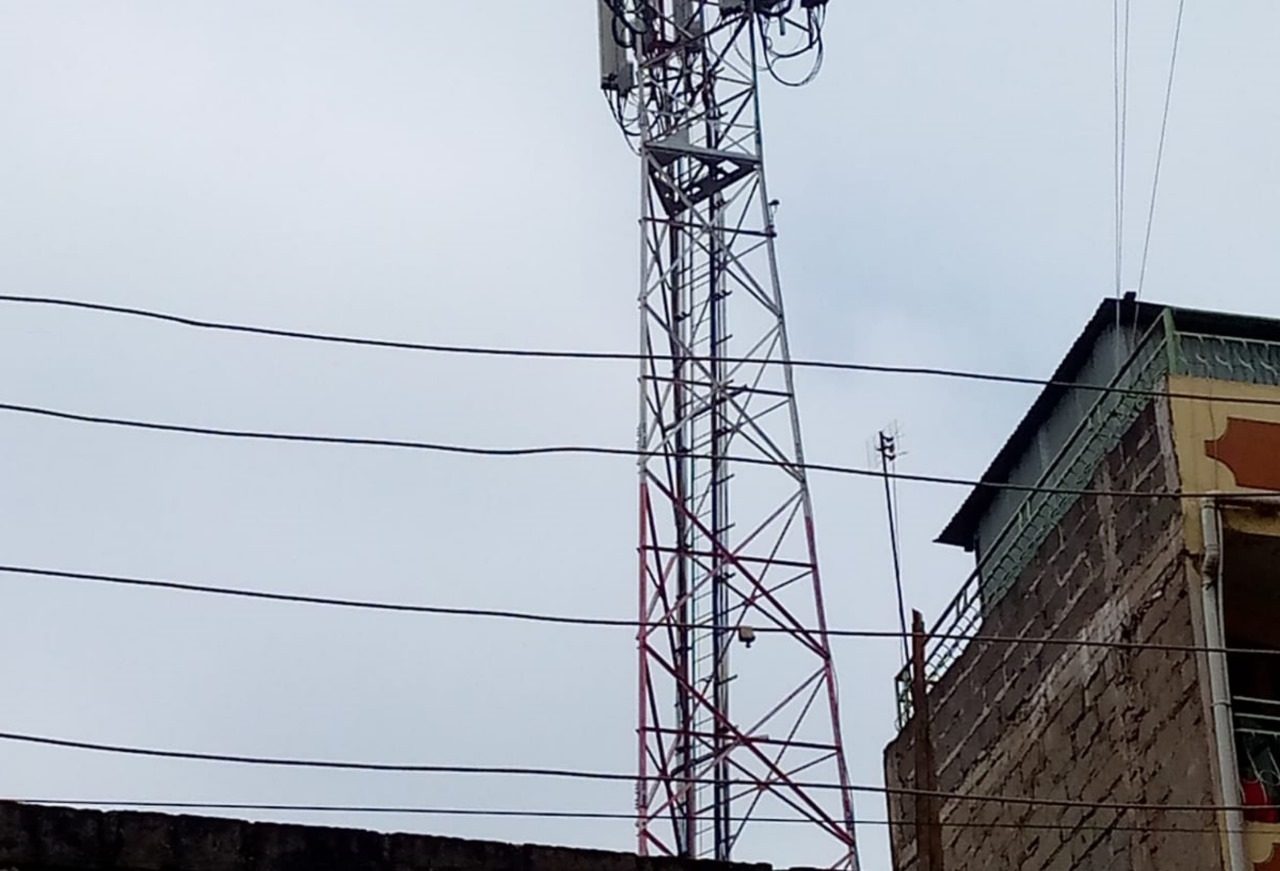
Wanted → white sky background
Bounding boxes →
[1,2,1278,869]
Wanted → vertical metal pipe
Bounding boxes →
[879,433,911,667]
[670,217,696,857]
[705,27,732,863]
[625,2,858,864]
[1200,499,1248,871]
[911,611,944,871]
[637,484,651,857]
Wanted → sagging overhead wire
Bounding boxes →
[8,800,1261,837]
[1113,0,1132,298]
[0,395,1261,501]
[4,294,1280,410]
[5,729,1280,817]
[1116,0,1189,303]
[1136,0,1188,300]
[2,562,1277,660]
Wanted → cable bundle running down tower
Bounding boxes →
[598,2,858,867]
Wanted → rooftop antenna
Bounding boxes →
[599,2,858,867]
[875,428,910,668]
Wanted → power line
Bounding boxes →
[1113,0,1132,295]
[2,562,1278,659]
[23,801,691,822]
[1136,0,1188,300]
[3,731,1277,816]
[0,397,1262,501]
[0,563,635,626]
[0,730,627,781]
[9,800,1252,837]
[4,294,1280,409]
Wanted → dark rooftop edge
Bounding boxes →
[937,296,1280,549]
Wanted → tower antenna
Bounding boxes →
[600,2,859,866]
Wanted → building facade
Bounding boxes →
[884,299,1280,870]
[0,800,817,871]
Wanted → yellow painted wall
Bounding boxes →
[1169,376,1280,868]
[1168,375,1280,553]
[1246,822,1280,868]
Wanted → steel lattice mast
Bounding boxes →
[599,2,858,867]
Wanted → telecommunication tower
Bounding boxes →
[598,2,859,867]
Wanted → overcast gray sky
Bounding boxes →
[1,3,1278,869]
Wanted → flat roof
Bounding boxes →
[937,297,1280,548]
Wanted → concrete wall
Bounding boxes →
[884,401,1224,870]
[0,801,822,871]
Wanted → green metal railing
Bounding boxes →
[1237,695,1280,788]
[1179,332,1280,386]
[894,316,1280,726]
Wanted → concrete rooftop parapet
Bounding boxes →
[0,801,820,871]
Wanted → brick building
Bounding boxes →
[0,800,817,871]
[883,298,1280,870]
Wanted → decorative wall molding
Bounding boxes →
[1205,417,1280,491]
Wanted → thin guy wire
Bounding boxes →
[7,800,1253,837]
[3,562,1279,659]
[6,294,1280,409]
[0,397,1272,501]
[1136,0,1188,300]
[1120,0,1132,291]
[1113,0,1125,298]
[4,731,1280,815]
[1121,0,1131,284]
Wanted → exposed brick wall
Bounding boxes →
[883,401,1225,870]
[0,801,820,871]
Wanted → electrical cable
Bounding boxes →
[4,294,1279,410]
[1136,0,1188,300]
[1121,0,1131,282]
[0,396,1265,501]
[604,91,644,151]
[605,0,644,45]
[1112,0,1126,298]
[3,563,1278,659]
[5,800,1255,836]
[756,6,825,87]
[2,731,1278,816]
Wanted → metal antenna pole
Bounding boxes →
[877,430,911,667]
[601,1,856,866]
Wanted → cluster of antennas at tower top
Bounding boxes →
[598,0,829,100]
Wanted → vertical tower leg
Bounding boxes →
[613,2,858,867]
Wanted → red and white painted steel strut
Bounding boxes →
[601,2,858,866]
